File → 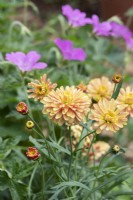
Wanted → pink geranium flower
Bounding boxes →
[5,51,47,72]
[55,38,86,61]
[62,4,91,27]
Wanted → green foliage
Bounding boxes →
[0,1,133,200]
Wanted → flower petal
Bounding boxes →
[32,62,48,70]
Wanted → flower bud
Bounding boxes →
[76,82,88,93]
[16,102,28,114]
[112,74,122,83]
[26,121,34,129]
[26,147,40,160]
[112,145,120,153]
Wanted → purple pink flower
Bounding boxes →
[55,38,86,61]
[87,15,112,36]
[62,4,90,27]
[110,21,132,41]
[126,38,133,51]
[5,51,47,72]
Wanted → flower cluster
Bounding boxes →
[70,125,110,161]
[14,71,133,163]
[61,4,133,51]
[26,75,133,134]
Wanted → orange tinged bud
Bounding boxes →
[112,74,122,83]
[16,102,28,114]
[76,82,88,93]
[26,147,40,160]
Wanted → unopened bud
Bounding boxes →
[16,102,28,114]
[112,145,120,153]
[26,147,40,160]
[26,121,34,129]
[112,74,122,83]
[76,82,88,93]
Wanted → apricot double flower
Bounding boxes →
[89,141,110,161]
[89,99,128,134]
[28,74,57,101]
[87,77,114,102]
[117,86,133,117]
[42,86,91,126]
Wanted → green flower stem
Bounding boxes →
[24,0,28,26]
[28,114,53,160]
[79,122,92,131]
[28,114,43,134]
[68,126,73,181]
[21,73,33,118]
[38,160,45,200]
[51,122,57,142]
[28,164,38,198]
[87,132,96,155]
[112,83,117,96]
[75,130,95,151]
[32,128,44,139]
[32,128,52,161]
[88,151,111,199]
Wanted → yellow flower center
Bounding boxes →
[124,93,133,105]
[17,103,25,111]
[104,111,117,124]
[62,91,73,105]
[36,84,48,95]
[97,86,107,97]
[29,150,36,156]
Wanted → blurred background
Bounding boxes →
[3,0,133,29]
[12,0,133,29]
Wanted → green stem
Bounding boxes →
[88,151,111,199]
[33,128,52,161]
[28,114,42,133]
[38,160,45,200]
[21,73,33,118]
[51,122,57,141]
[68,126,73,181]
[76,130,95,151]
[79,122,92,132]
[28,114,52,160]
[111,83,117,98]
[24,0,28,26]
[32,128,44,139]
[28,164,38,198]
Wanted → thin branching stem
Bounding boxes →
[38,160,45,200]
[68,126,73,181]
